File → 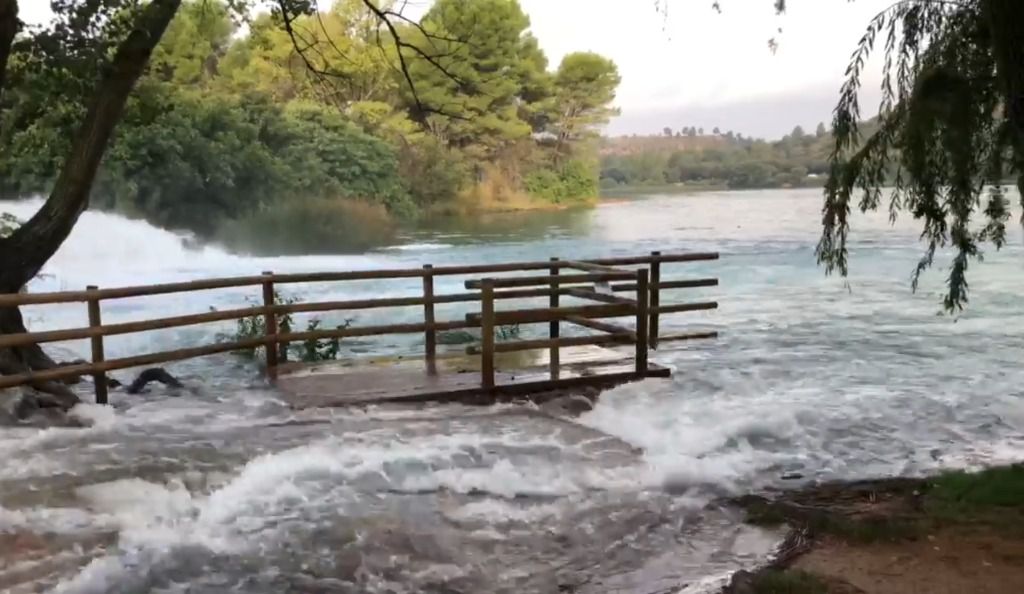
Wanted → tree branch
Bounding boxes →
[0,0,182,292]
[275,0,470,121]
[358,0,467,116]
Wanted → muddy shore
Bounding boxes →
[724,465,1024,594]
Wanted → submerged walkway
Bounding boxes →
[276,345,671,408]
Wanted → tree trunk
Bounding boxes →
[0,0,16,96]
[984,0,1024,195]
[0,0,181,415]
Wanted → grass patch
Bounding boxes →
[747,569,829,594]
[923,464,1024,533]
[929,464,1024,508]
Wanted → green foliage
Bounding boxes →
[226,291,351,363]
[818,0,1024,311]
[87,86,408,235]
[404,0,536,160]
[95,85,279,232]
[525,158,599,203]
[523,169,563,202]
[150,0,234,86]
[434,325,520,347]
[276,101,412,214]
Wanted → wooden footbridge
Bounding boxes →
[0,252,719,407]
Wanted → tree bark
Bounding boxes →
[984,0,1024,193]
[0,0,16,96]
[0,0,182,293]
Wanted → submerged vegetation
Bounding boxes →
[0,212,18,238]
[224,291,352,363]
[0,0,620,252]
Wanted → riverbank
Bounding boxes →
[726,464,1024,593]
[599,180,826,198]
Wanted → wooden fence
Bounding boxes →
[0,251,719,403]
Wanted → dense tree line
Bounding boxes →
[0,0,620,252]
[600,123,849,191]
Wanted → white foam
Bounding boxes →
[443,499,563,524]
[2,198,394,292]
[381,242,454,252]
[579,382,803,492]
[76,478,207,550]
[68,404,118,429]
[0,504,111,534]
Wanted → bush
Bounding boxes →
[523,169,563,202]
[217,197,398,255]
[73,86,411,236]
[399,138,468,209]
[275,101,412,216]
[559,158,599,199]
[224,290,351,363]
[524,159,599,204]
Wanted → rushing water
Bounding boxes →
[1,189,1023,593]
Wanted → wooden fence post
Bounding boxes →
[480,279,495,389]
[549,257,560,376]
[649,250,661,349]
[635,269,649,377]
[86,286,108,405]
[423,264,437,374]
[261,271,278,380]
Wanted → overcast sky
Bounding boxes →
[518,0,891,139]
[18,0,891,139]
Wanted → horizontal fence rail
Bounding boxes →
[0,252,721,401]
[0,253,718,307]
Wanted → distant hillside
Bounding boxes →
[599,134,731,156]
[598,122,883,192]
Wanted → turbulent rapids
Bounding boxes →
[1,189,1023,593]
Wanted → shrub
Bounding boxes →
[221,291,351,363]
[217,197,398,255]
[524,159,599,204]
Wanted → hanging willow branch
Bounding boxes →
[817,0,1021,312]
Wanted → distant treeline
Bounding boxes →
[599,123,880,191]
